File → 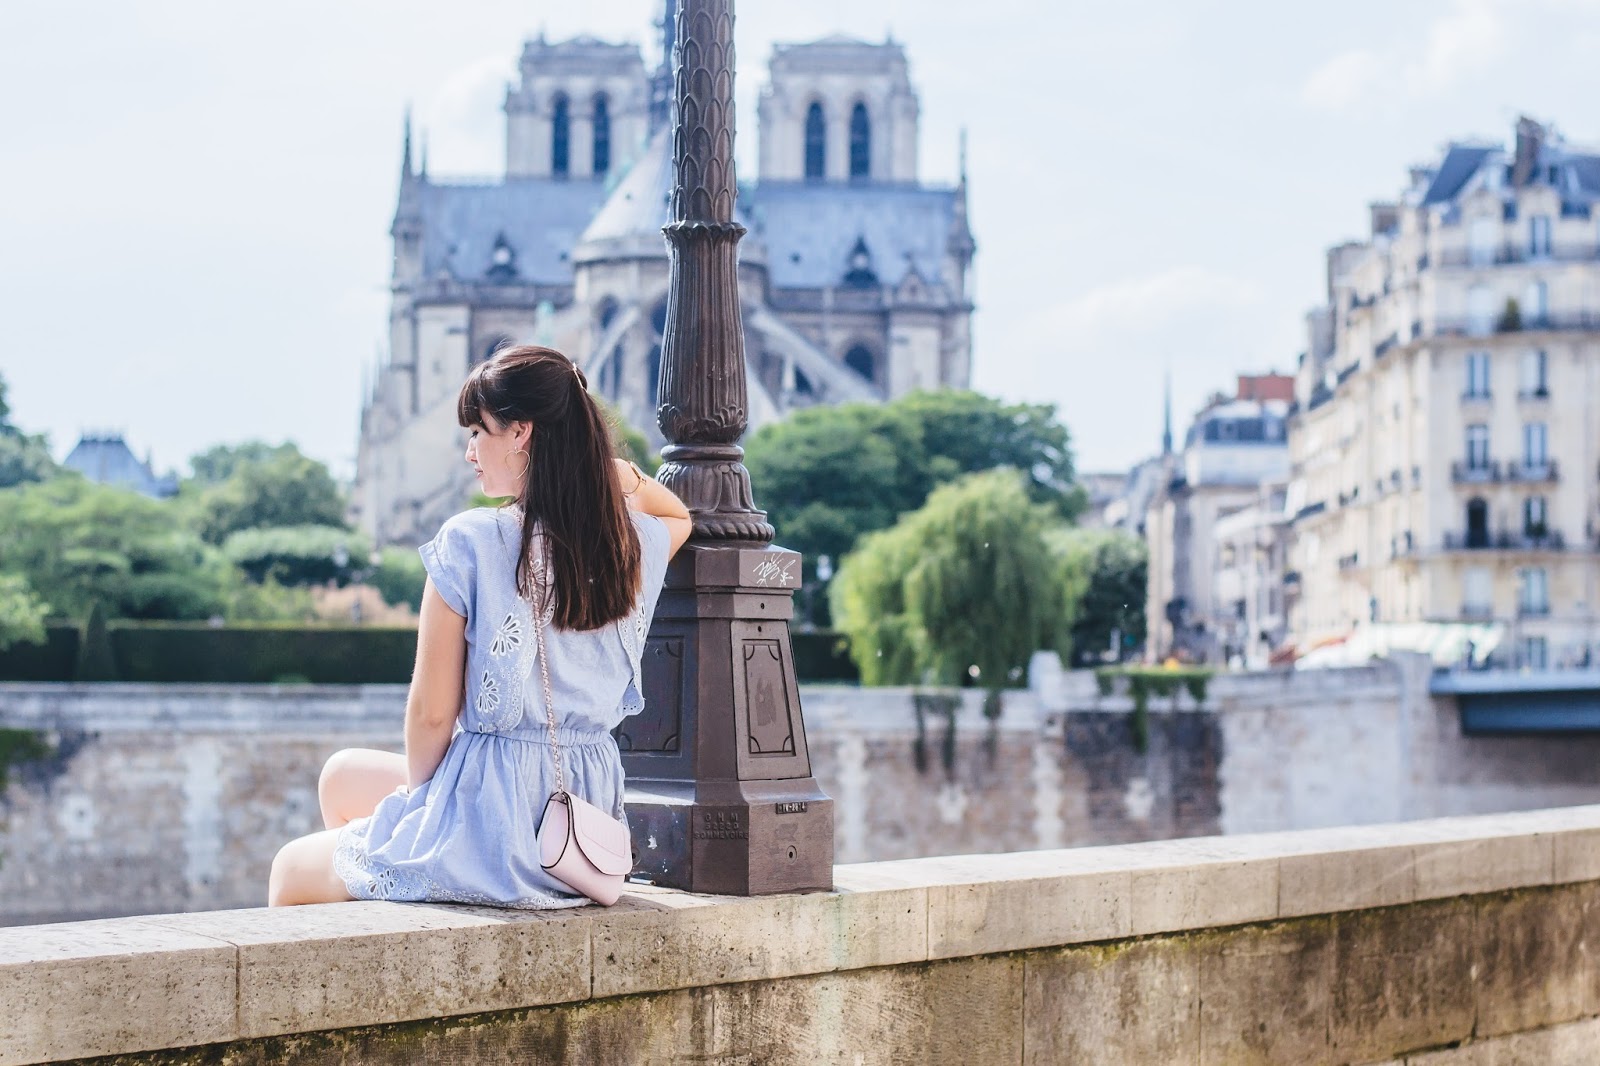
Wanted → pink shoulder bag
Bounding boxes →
[532,595,632,906]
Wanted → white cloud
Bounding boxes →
[991,268,1280,471]
[419,54,513,178]
[1021,267,1264,345]
[1301,0,1508,112]
[1301,49,1384,111]
[1405,0,1504,92]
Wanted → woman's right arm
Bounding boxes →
[404,579,467,788]
[615,459,692,557]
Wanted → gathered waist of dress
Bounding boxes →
[461,724,615,747]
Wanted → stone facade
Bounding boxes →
[5,806,1600,1065]
[354,15,975,548]
[1288,116,1600,669]
[5,657,1600,925]
[1144,374,1293,662]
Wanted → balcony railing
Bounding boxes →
[1443,530,1566,551]
[1452,460,1502,483]
[1517,387,1551,402]
[1519,602,1552,618]
[1460,603,1495,620]
[1432,312,1600,337]
[1506,460,1558,483]
[1435,243,1600,268]
[1461,389,1492,403]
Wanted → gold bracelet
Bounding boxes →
[623,461,646,496]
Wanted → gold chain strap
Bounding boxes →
[533,555,566,797]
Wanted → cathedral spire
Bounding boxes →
[400,107,415,182]
[419,129,429,183]
[1162,369,1174,456]
[648,0,677,134]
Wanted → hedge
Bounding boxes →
[0,624,860,685]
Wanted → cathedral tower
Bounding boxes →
[757,37,920,183]
[505,36,650,180]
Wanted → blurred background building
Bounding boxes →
[354,12,976,547]
[1286,116,1600,670]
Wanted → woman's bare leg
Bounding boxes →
[268,829,355,906]
[318,748,407,829]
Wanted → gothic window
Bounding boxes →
[597,296,619,331]
[552,93,571,177]
[848,102,870,179]
[844,345,876,382]
[486,233,518,280]
[647,344,662,409]
[603,345,624,400]
[842,237,878,288]
[593,93,611,177]
[804,102,826,181]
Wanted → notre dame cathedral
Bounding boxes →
[353,9,976,547]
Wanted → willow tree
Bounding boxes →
[831,469,1069,702]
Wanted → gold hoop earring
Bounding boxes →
[505,448,530,480]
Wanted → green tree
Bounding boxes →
[745,403,928,567]
[0,477,231,620]
[747,389,1084,573]
[187,441,300,486]
[893,390,1085,519]
[831,470,1068,698]
[221,525,371,587]
[191,444,346,543]
[1050,527,1148,666]
[0,573,47,651]
[369,547,428,611]
[0,373,58,489]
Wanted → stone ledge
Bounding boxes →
[3,804,1598,1065]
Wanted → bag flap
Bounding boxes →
[567,795,633,876]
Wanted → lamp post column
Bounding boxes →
[618,0,835,895]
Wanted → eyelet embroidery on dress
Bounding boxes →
[489,612,523,657]
[475,672,500,714]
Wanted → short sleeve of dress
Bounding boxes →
[419,515,478,620]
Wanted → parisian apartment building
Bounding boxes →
[1286,117,1600,670]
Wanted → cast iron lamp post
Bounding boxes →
[616,0,835,894]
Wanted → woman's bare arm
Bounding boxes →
[615,458,693,557]
[404,579,467,788]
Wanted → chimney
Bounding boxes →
[1512,116,1545,187]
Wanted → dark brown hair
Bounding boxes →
[457,346,642,631]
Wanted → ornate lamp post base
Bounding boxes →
[622,543,834,894]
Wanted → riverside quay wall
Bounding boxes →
[4,655,1600,924]
[5,807,1600,1065]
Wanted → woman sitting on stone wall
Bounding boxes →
[267,346,691,908]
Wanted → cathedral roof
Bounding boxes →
[577,128,676,247]
[417,179,611,285]
[574,128,763,264]
[745,183,963,291]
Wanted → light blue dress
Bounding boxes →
[333,506,672,909]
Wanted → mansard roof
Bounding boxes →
[62,434,178,499]
[745,182,963,292]
[1417,125,1600,210]
[416,178,610,285]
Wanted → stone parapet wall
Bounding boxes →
[4,806,1600,1064]
[5,662,1600,923]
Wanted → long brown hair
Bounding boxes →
[456,346,642,631]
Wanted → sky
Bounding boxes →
[1,0,1598,479]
